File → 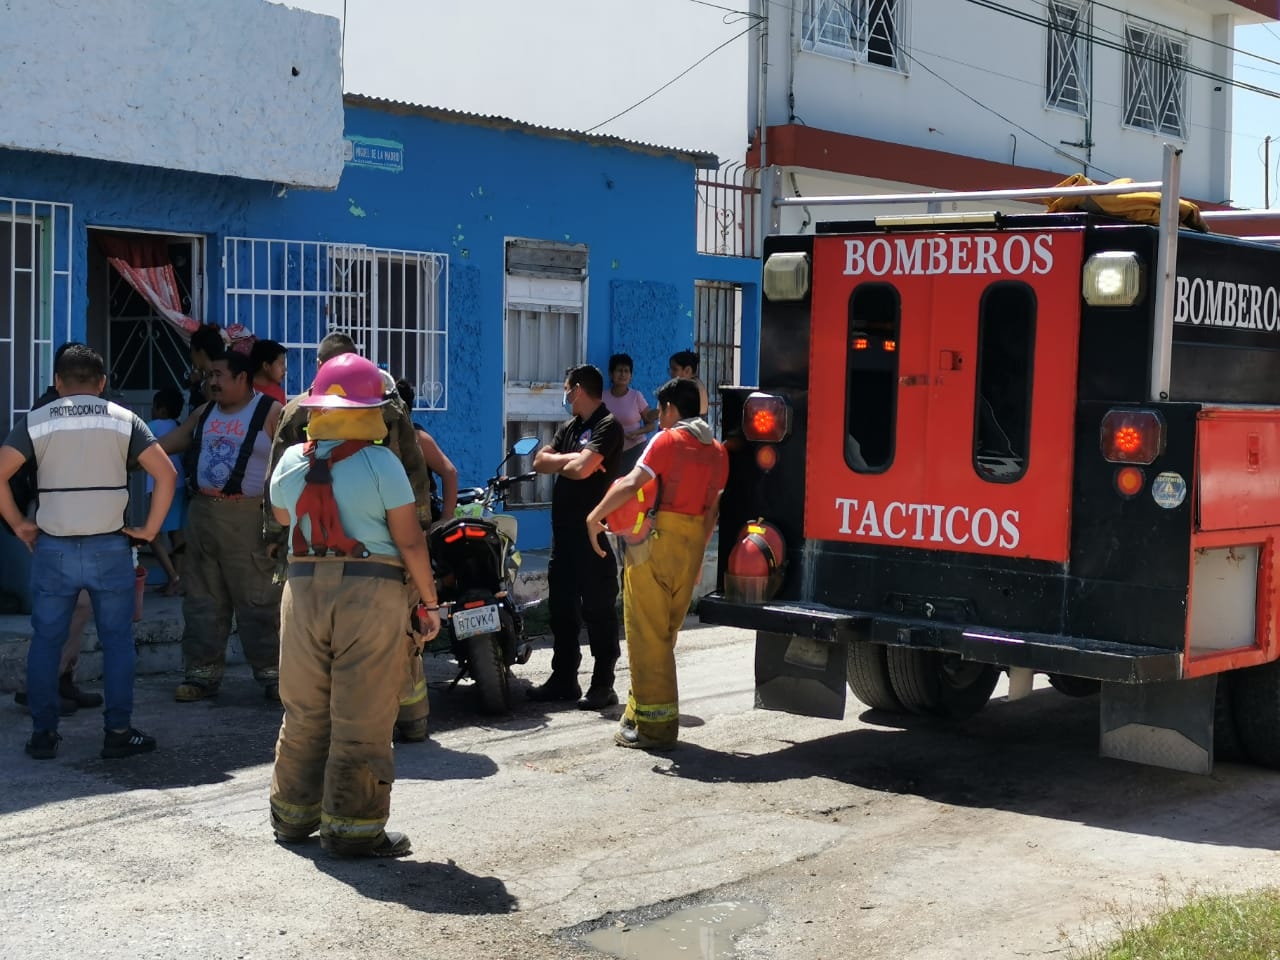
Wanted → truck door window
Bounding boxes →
[974,282,1036,483]
[845,283,900,473]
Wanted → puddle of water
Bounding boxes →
[582,901,767,960]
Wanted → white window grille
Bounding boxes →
[1046,1,1091,115]
[1123,21,1187,140]
[224,238,448,410]
[801,0,905,71]
[503,239,589,506]
[1,197,72,433]
[694,280,743,438]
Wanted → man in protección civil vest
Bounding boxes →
[161,349,284,701]
[586,378,728,750]
[268,353,441,858]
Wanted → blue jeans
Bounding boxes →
[28,533,136,733]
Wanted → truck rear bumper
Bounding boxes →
[698,593,1183,684]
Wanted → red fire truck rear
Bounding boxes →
[700,148,1280,773]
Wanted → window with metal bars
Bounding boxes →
[694,280,742,438]
[503,240,588,507]
[0,198,72,433]
[801,0,905,71]
[1122,21,1187,139]
[1045,1,1091,115]
[223,238,448,409]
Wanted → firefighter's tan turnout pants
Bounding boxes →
[621,511,707,745]
[181,495,281,687]
[270,562,408,845]
[397,583,430,735]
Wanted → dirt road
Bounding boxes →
[3,622,1279,959]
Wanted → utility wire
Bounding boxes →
[901,46,1119,179]
[964,0,1280,100]
[585,20,759,133]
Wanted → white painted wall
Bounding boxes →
[752,0,1250,204]
[0,0,344,187]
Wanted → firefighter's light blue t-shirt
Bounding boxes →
[270,441,414,559]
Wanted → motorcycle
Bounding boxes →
[425,436,540,714]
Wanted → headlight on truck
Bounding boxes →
[763,251,811,302]
[1083,251,1143,307]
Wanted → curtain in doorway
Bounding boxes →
[94,233,255,352]
[96,233,201,336]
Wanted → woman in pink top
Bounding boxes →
[602,353,658,472]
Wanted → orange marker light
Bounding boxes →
[755,444,778,472]
[742,393,792,443]
[853,337,869,350]
[1115,466,1144,498]
[1113,426,1143,455]
[883,339,897,352]
[751,407,778,438]
[1100,409,1164,464]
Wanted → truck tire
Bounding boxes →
[467,634,511,715]
[1230,661,1280,767]
[846,642,902,712]
[934,656,999,720]
[1047,674,1101,698]
[885,647,940,715]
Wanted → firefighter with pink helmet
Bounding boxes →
[267,352,441,858]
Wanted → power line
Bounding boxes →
[584,20,759,133]
[901,47,1119,179]
[965,0,1280,101]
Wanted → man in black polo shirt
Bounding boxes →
[529,364,623,710]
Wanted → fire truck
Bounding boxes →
[700,146,1280,774]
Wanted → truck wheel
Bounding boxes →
[885,647,940,714]
[846,642,902,712]
[1230,661,1280,767]
[934,656,999,720]
[1047,674,1101,698]
[467,634,511,715]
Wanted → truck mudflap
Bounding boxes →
[700,593,1185,719]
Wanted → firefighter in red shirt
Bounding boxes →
[586,378,728,750]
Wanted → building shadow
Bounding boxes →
[652,689,1280,853]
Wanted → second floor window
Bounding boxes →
[802,0,905,71]
[1123,21,1187,139]
[1046,1,1090,115]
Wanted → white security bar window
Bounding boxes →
[694,280,743,438]
[224,238,448,409]
[1123,21,1187,139]
[801,0,905,71]
[0,197,72,432]
[1045,1,1091,115]
[503,239,589,507]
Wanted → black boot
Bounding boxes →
[59,671,103,709]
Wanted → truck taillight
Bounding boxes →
[743,392,791,443]
[1100,409,1164,464]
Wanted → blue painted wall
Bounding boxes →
[0,102,759,602]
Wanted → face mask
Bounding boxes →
[563,390,573,413]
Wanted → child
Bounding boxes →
[668,349,709,418]
[146,387,189,596]
[250,339,287,405]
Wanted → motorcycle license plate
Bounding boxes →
[452,604,500,639]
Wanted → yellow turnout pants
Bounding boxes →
[621,511,707,744]
[270,564,408,844]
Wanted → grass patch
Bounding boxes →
[1069,887,1280,960]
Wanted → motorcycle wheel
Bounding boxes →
[467,633,511,714]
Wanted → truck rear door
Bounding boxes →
[804,227,1085,563]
